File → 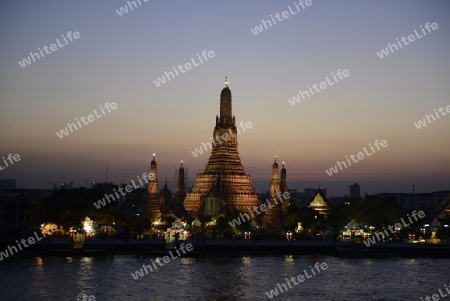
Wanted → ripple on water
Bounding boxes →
[0,255,449,301]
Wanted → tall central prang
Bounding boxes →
[184,78,261,220]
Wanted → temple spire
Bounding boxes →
[144,151,160,220]
[219,78,232,120]
[270,157,280,196]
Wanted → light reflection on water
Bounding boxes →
[0,255,449,301]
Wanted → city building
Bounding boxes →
[0,189,48,237]
[366,191,450,212]
[0,179,17,190]
[350,182,360,198]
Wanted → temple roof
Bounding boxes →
[309,189,330,214]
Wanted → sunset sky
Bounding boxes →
[1,0,449,195]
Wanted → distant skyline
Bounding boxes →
[1,0,449,195]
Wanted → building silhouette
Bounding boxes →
[350,182,360,198]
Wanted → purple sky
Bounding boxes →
[1,0,449,195]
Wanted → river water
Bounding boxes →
[0,254,448,301]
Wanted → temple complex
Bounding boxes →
[144,78,291,228]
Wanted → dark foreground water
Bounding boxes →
[0,254,449,301]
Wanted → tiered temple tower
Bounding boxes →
[280,161,290,212]
[144,153,162,220]
[174,161,186,202]
[262,157,284,229]
[156,160,190,221]
[270,157,280,196]
[183,78,261,219]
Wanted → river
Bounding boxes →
[0,254,448,301]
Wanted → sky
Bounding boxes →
[0,0,449,196]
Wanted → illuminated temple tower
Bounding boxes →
[280,161,290,212]
[144,153,162,220]
[183,78,261,220]
[262,157,284,229]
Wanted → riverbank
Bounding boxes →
[2,238,450,259]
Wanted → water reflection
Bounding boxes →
[198,258,248,301]
[242,255,251,265]
[77,257,96,294]
[1,255,450,301]
[284,255,294,263]
[30,257,49,299]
